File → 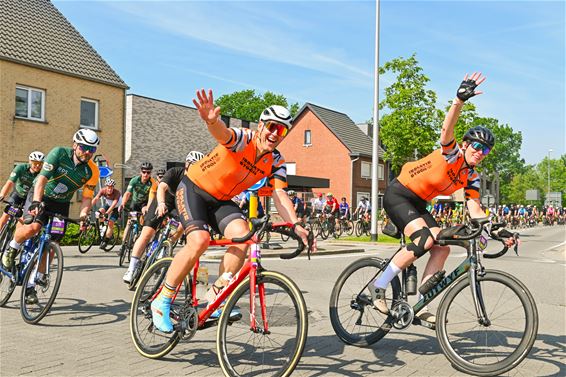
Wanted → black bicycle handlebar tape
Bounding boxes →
[231,216,270,244]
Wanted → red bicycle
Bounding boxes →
[130,216,313,377]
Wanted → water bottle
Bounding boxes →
[418,270,446,295]
[406,264,417,295]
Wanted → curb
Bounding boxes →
[205,248,365,260]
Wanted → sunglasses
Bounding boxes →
[469,141,491,155]
[78,144,97,153]
[141,170,152,175]
[264,121,289,138]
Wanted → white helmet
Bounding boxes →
[29,151,45,162]
[186,151,204,163]
[105,178,116,186]
[260,105,292,129]
[73,129,100,146]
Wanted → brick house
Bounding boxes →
[277,103,389,207]
[0,0,128,216]
[124,94,258,181]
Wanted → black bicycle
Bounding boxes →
[329,217,538,376]
[77,211,121,253]
[119,211,142,267]
[0,200,24,255]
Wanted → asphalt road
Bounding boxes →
[1,225,564,376]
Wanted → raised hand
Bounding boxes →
[192,89,221,125]
[456,72,486,102]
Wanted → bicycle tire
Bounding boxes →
[0,263,17,307]
[217,270,308,377]
[119,227,133,267]
[329,257,401,346]
[320,221,329,240]
[354,221,363,237]
[436,270,538,376]
[106,223,121,252]
[78,224,97,254]
[333,221,342,239]
[130,257,189,359]
[345,220,355,236]
[0,222,13,254]
[20,242,64,324]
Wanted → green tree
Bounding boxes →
[378,54,444,174]
[214,89,299,122]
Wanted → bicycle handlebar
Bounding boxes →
[230,216,314,260]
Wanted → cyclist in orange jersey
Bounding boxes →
[150,89,315,333]
[372,72,516,324]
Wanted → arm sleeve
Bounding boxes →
[222,128,253,152]
[126,176,138,193]
[441,140,461,164]
[464,170,481,201]
[148,178,157,201]
[38,147,61,180]
[269,152,288,190]
[8,164,25,182]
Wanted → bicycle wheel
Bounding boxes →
[119,228,132,267]
[333,221,342,239]
[436,270,538,376]
[354,221,363,237]
[320,221,329,240]
[106,223,121,252]
[217,270,308,377]
[329,257,401,346]
[78,224,97,254]
[20,242,64,324]
[0,265,17,307]
[130,257,189,359]
[344,220,355,236]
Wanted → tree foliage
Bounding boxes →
[378,54,444,174]
[214,89,299,122]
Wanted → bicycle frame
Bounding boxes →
[0,217,56,285]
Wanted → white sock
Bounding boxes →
[27,265,39,288]
[374,262,402,290]
[128,257,140,272]
[9,240,22,250]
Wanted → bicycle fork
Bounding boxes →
[468,254,491,327]
[250,245,270,335]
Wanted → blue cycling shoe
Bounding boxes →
[151,295,174,333]
[209,304,242,321]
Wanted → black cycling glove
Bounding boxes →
[456,79,478,101]
[28,200,44,213]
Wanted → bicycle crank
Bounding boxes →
[391,301,414,330]
[176,306,198,340]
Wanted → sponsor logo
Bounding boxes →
[240,157,265,176]
[408,160,432,178]
[43,162,54,171]
[53,183,69,194]
[9,172,16,178]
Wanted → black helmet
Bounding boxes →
[140,162,153,171]
[463,126,495,148]
[156,168,166,176]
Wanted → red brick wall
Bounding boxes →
[277,110,352,202]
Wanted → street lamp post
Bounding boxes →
[547,149,552,205]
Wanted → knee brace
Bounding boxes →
[407,227,434,258]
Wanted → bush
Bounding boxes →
[59,222,80,246]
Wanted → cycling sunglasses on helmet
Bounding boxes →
[78,144,97,153]
[264,121,289,138]
[469,141,491,155]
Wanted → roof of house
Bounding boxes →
[0,0,127,88]
[296,103,385,158]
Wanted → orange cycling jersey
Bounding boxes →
[397,139,480,202]
[187,128,287,201]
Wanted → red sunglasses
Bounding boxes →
[264,121,289,138]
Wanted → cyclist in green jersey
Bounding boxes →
[0,151,45,229]
[118,162,157,245]
[2,130,100,288]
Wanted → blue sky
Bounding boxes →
[55,0,565,165]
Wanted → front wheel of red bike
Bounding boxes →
[217,270,308,377]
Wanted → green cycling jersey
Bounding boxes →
[9,163,39,197]
[39,147,99,203]
[126,175,157,206]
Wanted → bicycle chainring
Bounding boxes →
[391,301,414,330]
[178,305,198,340]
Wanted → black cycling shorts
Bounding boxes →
[176,176,246,236]
[23,191,70,241]
[143,199,179,230]
[383,179,438,233]
[128,201,145,212]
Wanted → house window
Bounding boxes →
[80,99,99,129]
[15,86,45,121]
[304,130,311,145]
[286,162,296,175]
[361,162,384,179]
